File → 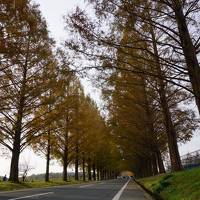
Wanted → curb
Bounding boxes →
[135,180,164,200]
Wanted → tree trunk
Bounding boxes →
[100,168,103,180]
[92,163,96,181]
[45,130,51,182]
[141,76,166,174]
[9,136,20,182]
[107,170,110,179]
[110,171,113,179]
[63,115,69,181]
[158,62,182,172]
[152,154,158,176]
[97,166,100,181]
[75,141,79,181]
[156,149,165,174]
[9,65,28,182]
[105,170,108,180]
[63,145,68,181]
[114,171,117,179]
[102,169,105,180]
[87,158,92,181]
[150,24,182,171]
[172,1,200,114]
[82,153,86,181]
[109,171,112,179]
[144,159,151,177]
[103,170,106,180]
[63,161,68,182]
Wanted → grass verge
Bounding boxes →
[138,167,200,200]
[0,179,84,192]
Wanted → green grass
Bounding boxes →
[0,179,84,192]
[139,167,200,200]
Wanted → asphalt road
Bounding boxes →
[0,179,151,200]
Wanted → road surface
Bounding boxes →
[0,179,152,200]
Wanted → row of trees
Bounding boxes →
[0,0,121,183]
[1,0,199,182]
[65,0,200,176]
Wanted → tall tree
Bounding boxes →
[0,0,54,182]
[157,0,200,113]
[64,0,199,172]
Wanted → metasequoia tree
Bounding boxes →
[103,65,197,176]
[30,49,79,182]
[100,20,198,174]
[0,0,124,182]
[30,66,59,182]
[158,0,200,113]
[64,0,199,172]
[51,79,120,181]
[103,69,164,176]
[78,97,109,180]
[54,76,83,181]
[0,0,54,182]
[84,0,200,112]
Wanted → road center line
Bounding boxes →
[79,184,94,188]
[8,192,54,200]
[112,179,130,200]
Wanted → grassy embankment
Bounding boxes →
[0,179,84,192]
[139,167,200,200]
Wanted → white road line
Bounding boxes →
[8,192,54,200]
[79,184,94,188]
[112,179,130,200]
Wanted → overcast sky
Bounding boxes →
[0,0,199,177]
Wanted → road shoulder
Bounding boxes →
[119,180,153,200]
